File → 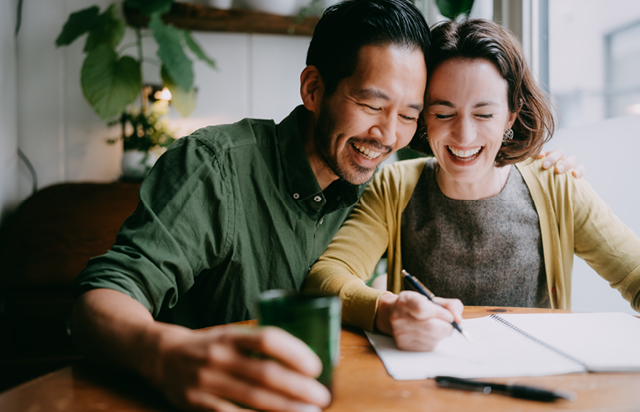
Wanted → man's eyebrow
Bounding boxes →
[356,88,423,111]
[355,88,390,101]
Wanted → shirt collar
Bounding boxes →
[276,106,363,211]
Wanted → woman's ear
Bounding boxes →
[507,110,518,130]
[300,65,324,112]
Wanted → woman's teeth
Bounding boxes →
[353,143,382,160]
[448,146,482,160]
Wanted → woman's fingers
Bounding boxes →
[432,296,464,324]
[539,149,585,178]
[390,292,456,351]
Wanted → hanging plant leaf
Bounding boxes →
[161,65,195,117]
[84,4,126,53]
[150,13,193,91]
[183,31,216,70]
[124,0,174,16]
[435,0,475,20]
[81,45,141,119]
[55,6,100,47]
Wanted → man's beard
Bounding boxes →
[313,102,390,185]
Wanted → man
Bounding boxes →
[71,1,578,410]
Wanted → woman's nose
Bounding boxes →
[452,117,476,145]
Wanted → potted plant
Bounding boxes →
[55,0,216,180]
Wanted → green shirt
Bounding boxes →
[73,106,365,328]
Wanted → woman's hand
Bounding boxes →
[538,148,585,178]
[375,292,464,351]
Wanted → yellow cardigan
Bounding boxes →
[304,158,640,331]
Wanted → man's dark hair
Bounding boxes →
[307,0,430,96]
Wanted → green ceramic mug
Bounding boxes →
[255,290,342,391]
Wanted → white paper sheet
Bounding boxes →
[366,312,640,380]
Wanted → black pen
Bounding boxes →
[401,269,473,343]
[435,376,577,402]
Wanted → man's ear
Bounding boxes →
[300,65,324,112]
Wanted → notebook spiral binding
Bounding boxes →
[489,314,591,371]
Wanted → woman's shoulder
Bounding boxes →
[376,157,432,184]
[516,157,572,190]
[363,157,432,204]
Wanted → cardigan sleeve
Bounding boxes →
[570,176,640,311]
[304,159,427,331]
[520,158,640,312]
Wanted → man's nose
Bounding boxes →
[369,113,398,147]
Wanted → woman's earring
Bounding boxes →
[502,128,514,142]
[419,127,428,142]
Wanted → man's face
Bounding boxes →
[312,44,427,185]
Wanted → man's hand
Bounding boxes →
[153,325,331,411]
[72,289,330,412]
[375,291,464,351]
[538,148,585,178]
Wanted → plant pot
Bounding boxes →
[121,150,158,181]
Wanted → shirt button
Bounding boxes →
[314,196,322,202]
[293,193,300,199]
[319,218,324,225]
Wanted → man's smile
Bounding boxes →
[352,142,383,160]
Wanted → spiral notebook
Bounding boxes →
[365,312,640,380]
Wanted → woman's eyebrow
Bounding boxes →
[474,101,499,108]
[428,100,499,108]
[429,99,454,108]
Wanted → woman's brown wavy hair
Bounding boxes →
[410,19,556,166]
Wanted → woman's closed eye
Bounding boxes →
[475,113,494,119]
[434,113,454,120]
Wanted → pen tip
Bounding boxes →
[462,329,474,343]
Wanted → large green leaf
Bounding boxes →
[161,65,195,117]
[183,31,216,69]
[55,6,100,47]
[81,45,141,119]
[124,0,174,16]
[435,0,474,20]
[84,4,126,53]
[150,14,193,91]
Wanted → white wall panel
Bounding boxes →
[250,34,310,122]
[168,32,252,137]
[0,0,19,223]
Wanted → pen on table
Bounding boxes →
[434,376,577,402]
[401,269,473,343]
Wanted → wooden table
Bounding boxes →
[1,306,639,411]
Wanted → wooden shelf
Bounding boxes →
[124,2,320,37]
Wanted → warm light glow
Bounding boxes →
[154,87,172,101]
[626,103,640,115]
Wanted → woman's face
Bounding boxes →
[424,57,517,189]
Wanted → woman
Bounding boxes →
[304,19,640,351]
